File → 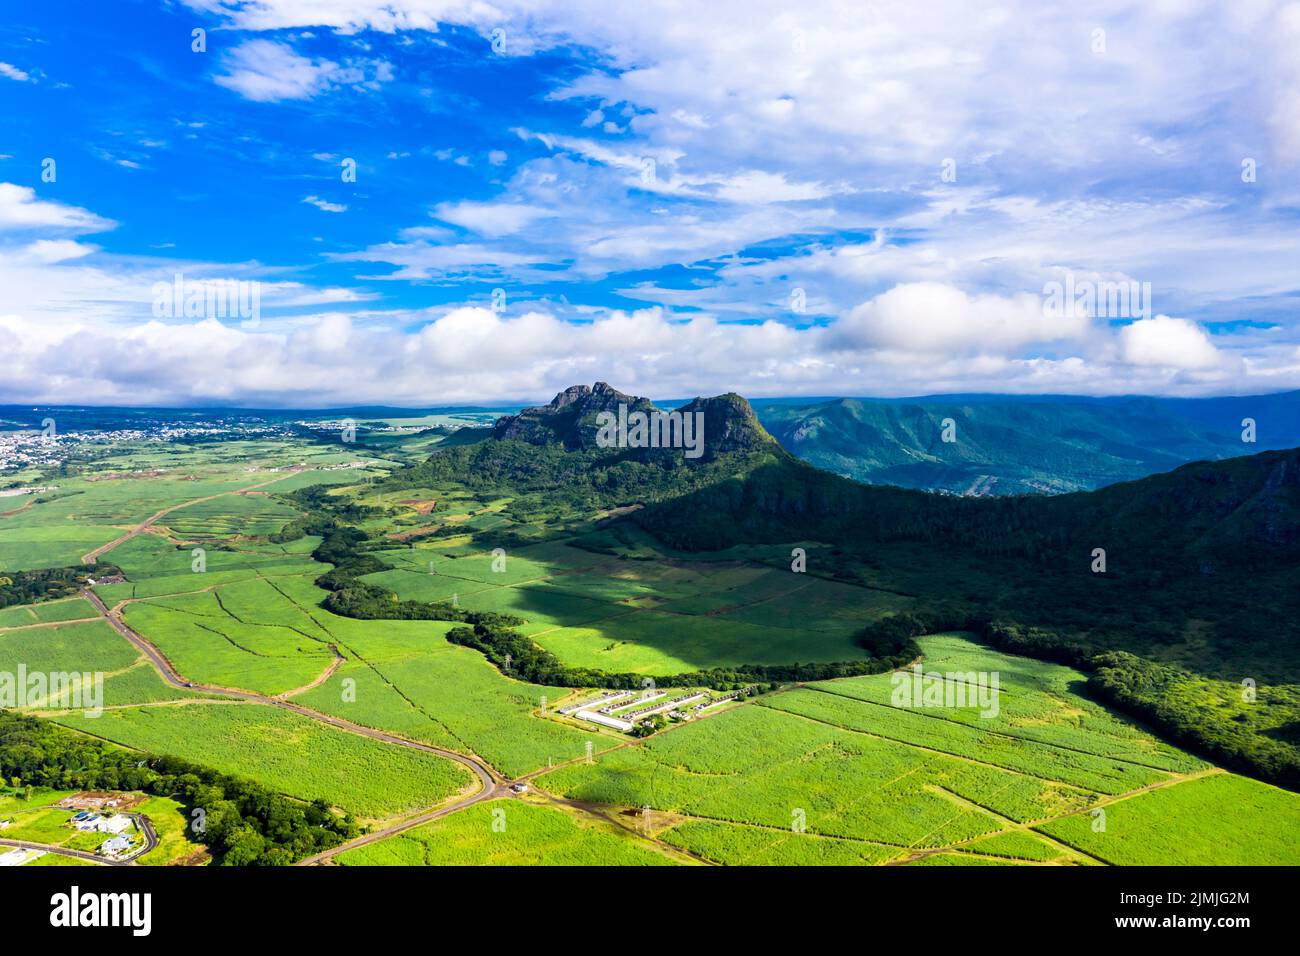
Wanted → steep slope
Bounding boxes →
[401,383,788,522]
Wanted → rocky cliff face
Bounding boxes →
[491,383,777,459]
[491,382,653,450]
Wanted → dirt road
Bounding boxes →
[79,587,500,859]
[79,471,306,566]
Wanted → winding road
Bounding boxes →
[0,809,158,867]
[79,587,503,862]
[62,474,513,865]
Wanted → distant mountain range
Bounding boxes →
[751,391,1300,495]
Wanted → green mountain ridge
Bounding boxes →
[754,392,1300,495]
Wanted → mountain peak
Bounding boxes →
[491,383,775,458]
[492,382,657,450]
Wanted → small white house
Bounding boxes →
[95,814,133,834]
[98,835,132,857]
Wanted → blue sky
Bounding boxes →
[1,0,1298,406]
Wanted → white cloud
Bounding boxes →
[215,40,337,101]
[303,195,348,213]
[213,39,392,102]
[13,239,97,264]
[0,184,115,233]
[12,3,1300,403]
[0,291,1289,406]
[331,240,544,280]
[0,62,32,82]
[835,282,1092,355]
[433,201,551,237]
[1120,315,1223,370]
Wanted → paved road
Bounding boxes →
[0,809,159,867]
[79,587,500,861]
[295,782,509,866]
[0,837,112,866]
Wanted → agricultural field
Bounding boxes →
[337,799,684,866]
[290,600,625,777]
[1036,772,1300,865]
[0,619,140,687]
[0,596,97,628]
[660,819,900,866]
[55,702,475,821]
[368,536,911,674]
[155,493,302,540]
[536,633,1300,865]
[0,470,299,571]
[122,594,338,697]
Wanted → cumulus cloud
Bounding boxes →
[1120,315,1223,370]
[7,5,1300,403]
[433,201,552,237]
[834,282,1092,354]
[0,295,1286,407]
[12,239,97,264]
[0,184,115,233]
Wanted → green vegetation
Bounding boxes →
[122,597,337,697]
[661,819,897,866]
[0,620,140,690]
[536,633,1300,865]
[4,391,1298,866]
[0,566,104,612]
[338,800,681,866]
[1037,772,1300,865]
[1087,651,1300,788]
[54,703,473,820]
[134,795,203,866]
[0,711,360,865]
[752,392,1300,495]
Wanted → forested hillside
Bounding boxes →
[754,391,1300,494]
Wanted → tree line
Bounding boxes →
[0,711,360,864]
